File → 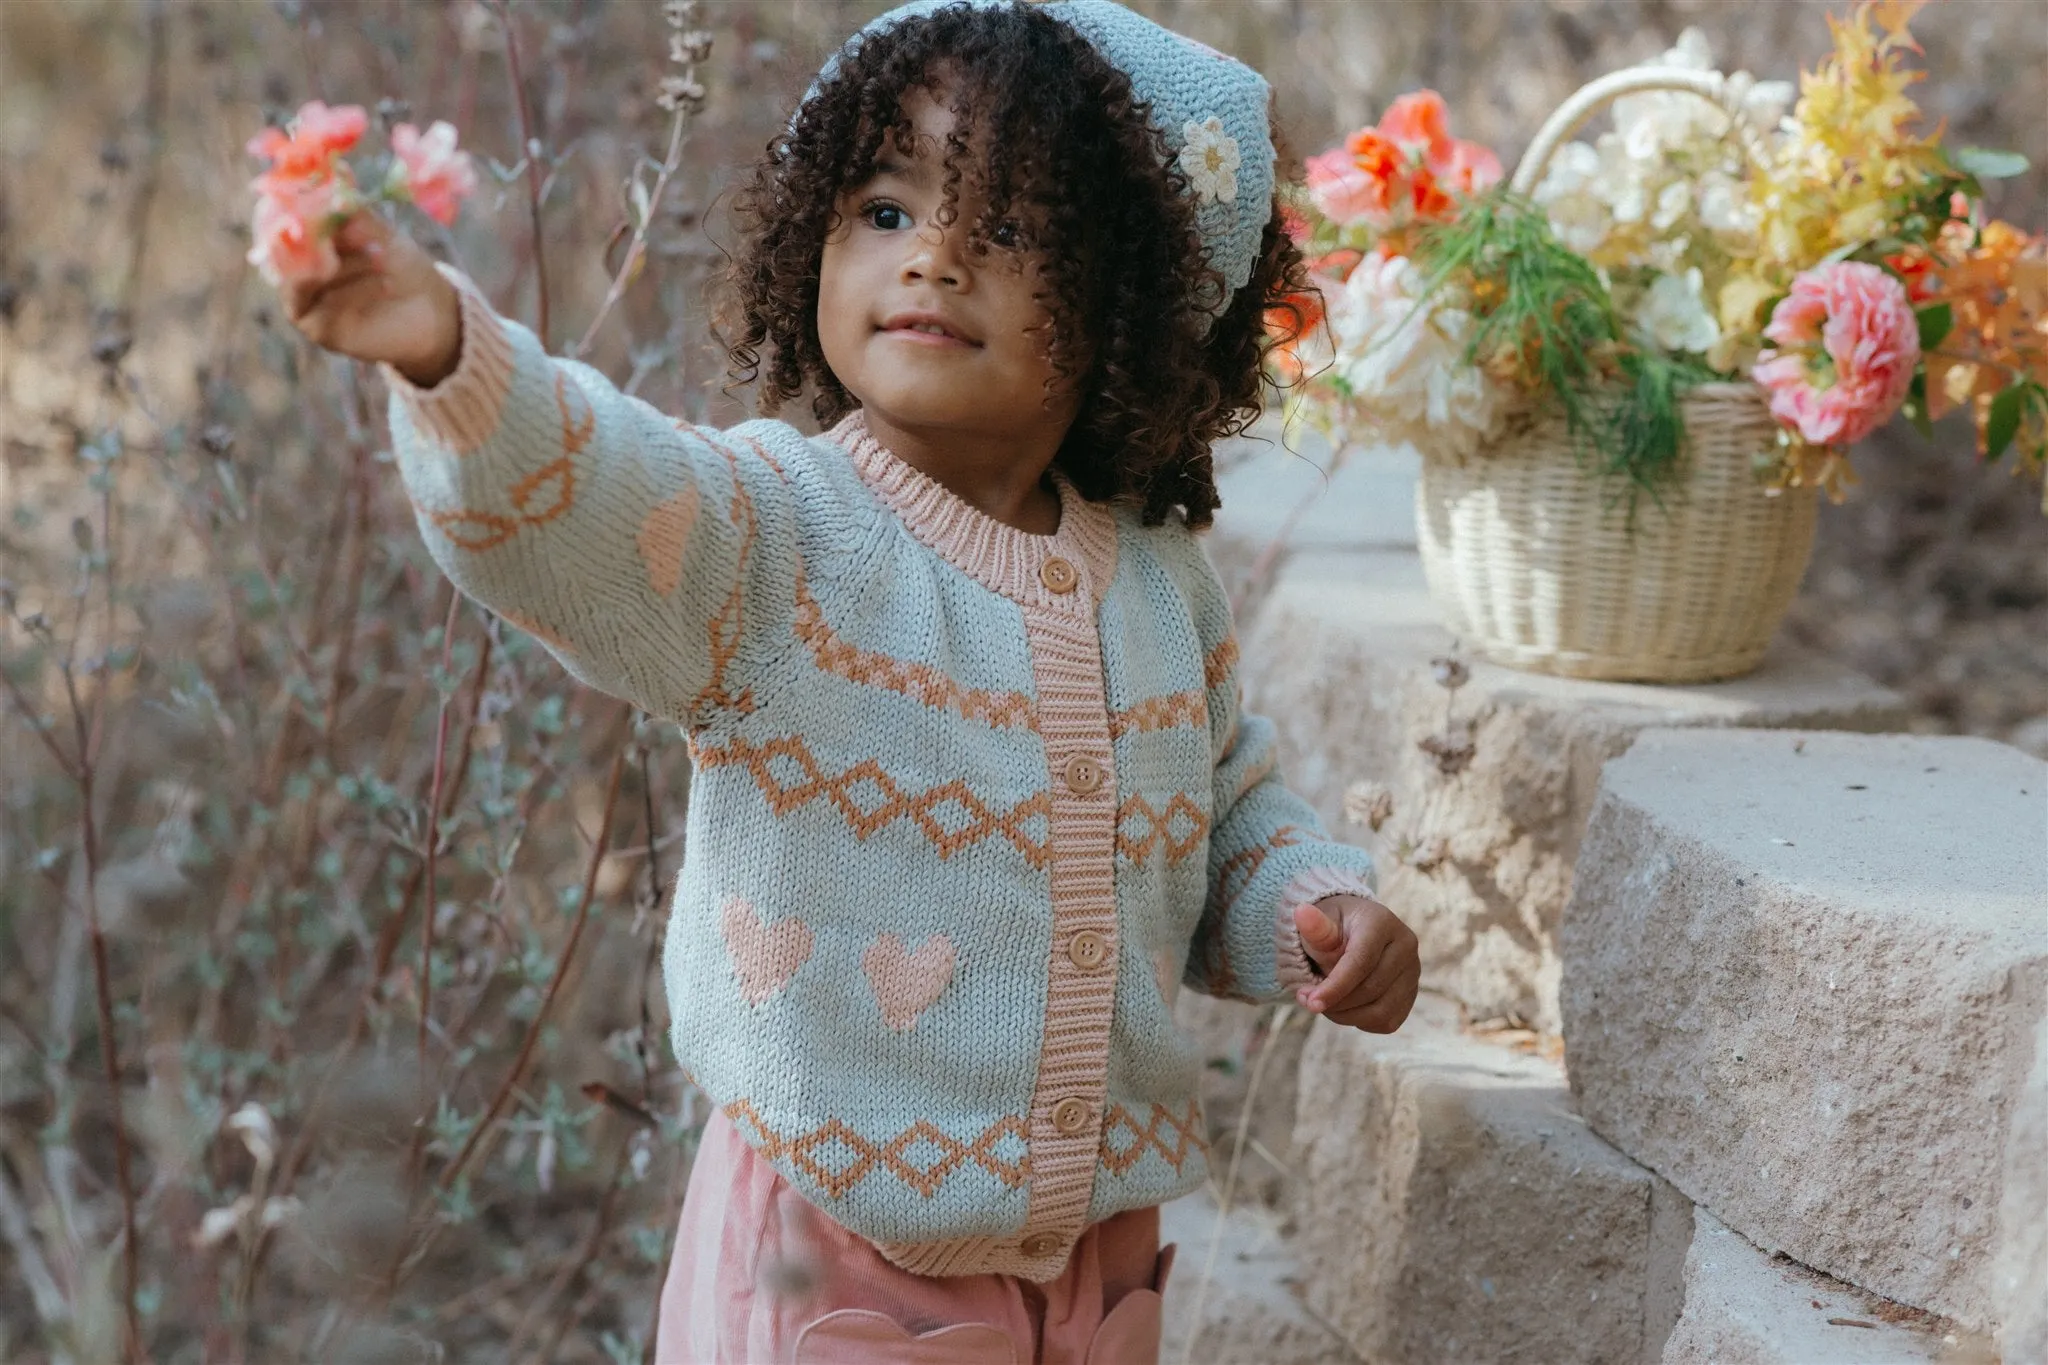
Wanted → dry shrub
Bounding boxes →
[0,3,2040,1363]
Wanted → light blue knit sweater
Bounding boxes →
[384,270,1376,1280]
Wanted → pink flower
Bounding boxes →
[246,101,367,181]
[1751,261,1920,448]
[247,193,339,286]
[1436,139,1503,194]
[389,121,477,227]
[1305,146,1392,227]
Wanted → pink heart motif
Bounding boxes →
[862,933,957,1032]
[637,484,700,597]
[720,897,813,1006]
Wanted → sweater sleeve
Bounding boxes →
[1182,554,1377,1005]
[382,264,798,726]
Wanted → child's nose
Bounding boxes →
[899,222,968,290]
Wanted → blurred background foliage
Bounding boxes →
[0,1,2041,1361]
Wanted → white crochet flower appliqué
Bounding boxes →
[1178,117,1241,205]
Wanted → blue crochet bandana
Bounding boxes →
[805,0,1277,306]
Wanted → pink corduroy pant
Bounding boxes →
[653,1110,1174,1365]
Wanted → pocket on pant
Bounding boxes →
[791,1309,1018,1365]
[1085,1287,1163,1365]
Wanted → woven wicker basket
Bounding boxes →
[1413,68,1818,683]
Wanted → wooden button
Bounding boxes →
[1021,1233,1061,1258]
[1067,930,1109,971]
[1039,556,1078,594]
[1051,1097,1090,1135]
[1063,754,1104,795]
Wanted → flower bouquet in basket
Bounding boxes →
[1273,1,2044,684]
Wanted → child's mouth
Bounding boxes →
[878,310,980,347]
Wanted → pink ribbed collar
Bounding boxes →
[829,411,1119,608]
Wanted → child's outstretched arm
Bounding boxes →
[1181,556,1418,1031]
[283,211,797,725]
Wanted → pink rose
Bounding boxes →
[1751,260,1920,448]
[389,121,478,227]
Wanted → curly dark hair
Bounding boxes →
[721,2,1309,528]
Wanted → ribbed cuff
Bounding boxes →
[1274,865,1380,991]
[380,263,516,454]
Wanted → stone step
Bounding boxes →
[1287,995,1693,1364]
[1560,729,2048,1334]
[1226,546,1909,1031]
[1158,1188,1360,1365]
[1206,428,1422,601]
[1995,1016,2047,1362]
[1662,1212,1952,1364]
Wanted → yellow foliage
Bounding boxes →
[1747,0,1948,284]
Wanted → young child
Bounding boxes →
[282,2,1419,1360]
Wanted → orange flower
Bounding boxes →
[1885,247,1940,303]
[1304,94,1498,230]
[1410,169,1456,222]
[1376,90,1452,166]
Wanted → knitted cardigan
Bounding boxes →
[383,267,1377,1281]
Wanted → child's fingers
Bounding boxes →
[1293,901,1344,974]
[286,257,380,327]
[1300,917,1389,1013]
[334,208,392,258]
[1325,920,1419,1013]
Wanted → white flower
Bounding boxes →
[1326,253,1502,458]
[1645,234,1692,274]
[1636,268,1720,354]
[1651,181,1692,232]
[1697,173,1756,236]
[1663,27,1717,71]
[1178,117,1241,205]
[1535,141,1601,197]
[1725,70,1795,133]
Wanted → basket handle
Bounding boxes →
[1509,67,1772,197]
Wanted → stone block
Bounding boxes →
[1662,1211,1948,1364]
[1227,547,1909,1031]
[1289,994,1691,1364]
[1561,729,2048,1332]
[1995,1016,2048,1362]
[1159,1189,1361,1365]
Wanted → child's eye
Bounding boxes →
[862,200,912,231]
[990,220,1025,249]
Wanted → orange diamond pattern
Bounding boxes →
[1098,1100,1207,1176]
[1115,793,1209,866]
[693,735,1053,867]
[721,1099,1204,1195]
[724,1100,1030,1199]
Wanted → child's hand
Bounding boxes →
[280,209,462,387]
[1293,894,1420,1033]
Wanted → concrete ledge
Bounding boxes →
[1289,995,1691,1364]
[1159,1189,1360,1365]
[1561,729,2048,1331]
[1662,1212,1948,1364]
[1995,1016,2048,1362]
[1231,547,1910,1030]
